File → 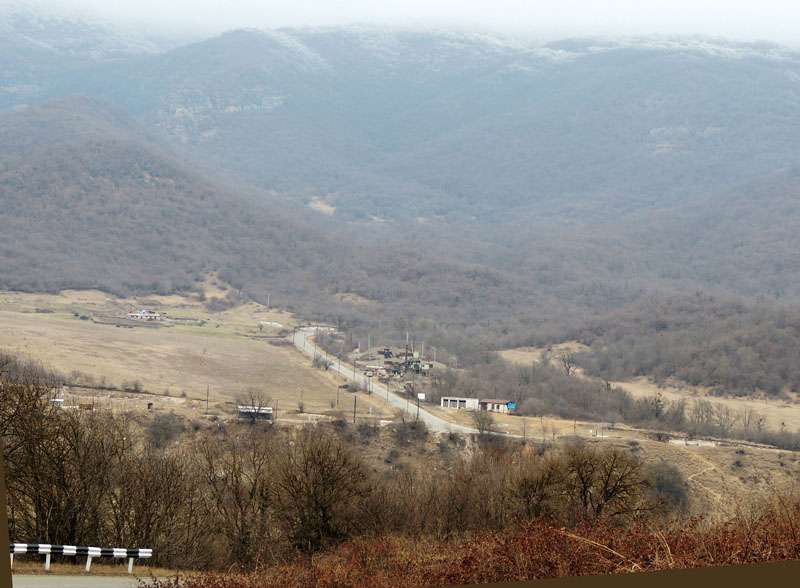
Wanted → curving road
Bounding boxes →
[292,330,477,435]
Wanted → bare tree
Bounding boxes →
[559,351,575,376]
[274,427,370,552]
[471,410,494,436]
[738,406,756,433]
[506,452,563,522]
[235,387,272,425]
[561,444,651,520]
[195,429,277,565]
[715,404,737,436]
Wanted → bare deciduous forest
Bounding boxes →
[5,354,800,586]
[4,5,800,585]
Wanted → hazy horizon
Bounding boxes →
[8,0,800,48]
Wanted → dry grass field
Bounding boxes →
[0,282,393,422]
[2,287,798,522]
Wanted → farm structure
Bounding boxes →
[480,399,516,414]
[237,405,273,420]
[126,309,162,321]
[440,396,480,410]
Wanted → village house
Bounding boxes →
[126,309,161,321]
[479,399,516,414]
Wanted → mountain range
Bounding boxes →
[3,4,800,345]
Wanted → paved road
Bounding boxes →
[12,575,143,588]
[293,330,477,435]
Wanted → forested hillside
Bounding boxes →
[0,95,340,301]
[3,7,800,392]
[567,294,800,397]
[0,95,559,337]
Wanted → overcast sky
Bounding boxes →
[20,1,800,45]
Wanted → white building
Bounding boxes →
[440,396,480,410]
[126,309,161,321]
[237,405,273,420]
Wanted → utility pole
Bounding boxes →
[353,396,357,424]
[267,292,270,308]
[416,395,420,421]
[206,385,209,415]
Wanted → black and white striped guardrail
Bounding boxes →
[10,543,153,574]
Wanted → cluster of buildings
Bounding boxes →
[126,309,162,321]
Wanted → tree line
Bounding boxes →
[422,353,800,451]
[2,353,683,570]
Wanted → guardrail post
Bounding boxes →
[10,542,150,573]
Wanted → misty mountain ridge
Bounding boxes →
[125,27,800,224]
[3,8,800,340]
[0,2,190,58]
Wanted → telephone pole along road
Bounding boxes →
[293,330,477,435]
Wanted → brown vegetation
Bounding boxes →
[140,501,800,587]
[1,352,663,569]
[567,293,800,398]
[5,349,800,586]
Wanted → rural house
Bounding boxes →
[126,309,161,321]
[479,399,516,414]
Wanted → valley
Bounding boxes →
[1,285,798,527]
[4,4,800,584]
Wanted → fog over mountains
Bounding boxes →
[3,4,800,341]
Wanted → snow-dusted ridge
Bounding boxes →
[270,25,800,65]
[4,0,798,65]
[0,1,194,58]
